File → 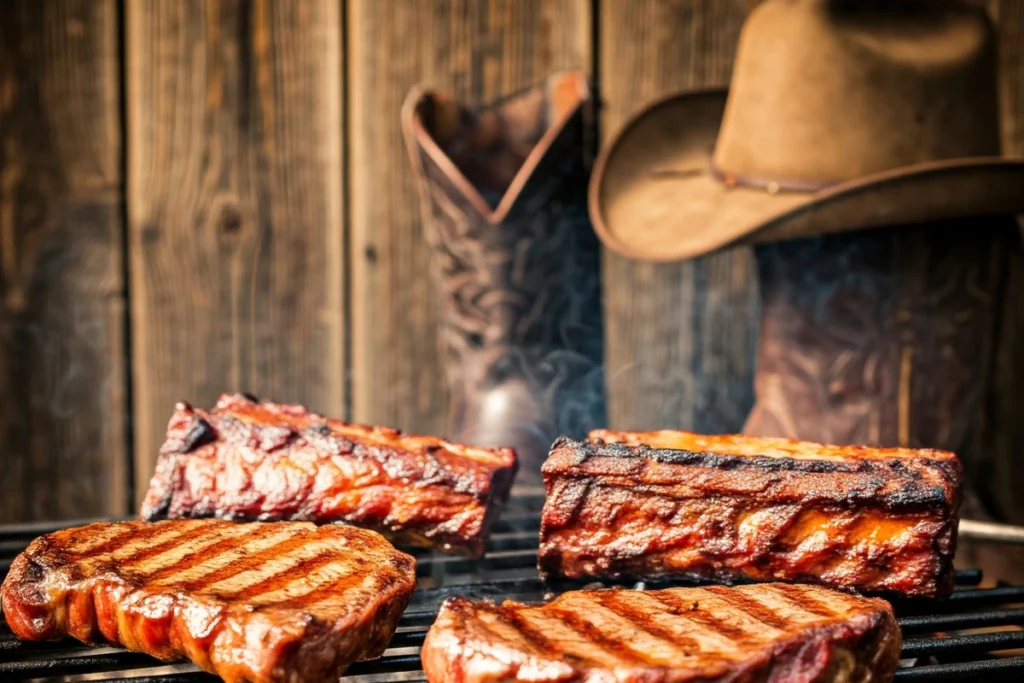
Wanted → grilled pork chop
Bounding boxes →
[141,393,518,557]
[539,430,961,597]
[421,583,901,683]
[0,519,416,683]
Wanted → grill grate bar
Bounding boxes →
[893,655,1024,680]
[952,569,982,586]
[387,631,427,649]
[946,586,1024,602]
[901,631,1024,658]
[342,622,1024,661]
[899,608,1024,634]
[346,654,426,676]
[89,675,217,683]
[0,652,164,678]
[0,638,96,660]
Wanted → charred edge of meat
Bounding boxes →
[139,453,184,521]
[474,456,520,555]
[0,554,58,640]
[177,416,216,454]
[559,436,957,477]
[142,411,215,520]
[929,515,959,597]
[536,550,953,598]
[546,437,960,512]
[170,396,512,496]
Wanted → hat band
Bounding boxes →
[708,159,838,194]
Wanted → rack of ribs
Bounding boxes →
[538,430,961,597]
[140,393,518,557]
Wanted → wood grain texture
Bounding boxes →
[348,0,591,435]
[0,0,126,522]
[599,0,760,433]
[126,0,344,503]
[986,0,1024,526]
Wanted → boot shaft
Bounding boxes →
[404,73,606,478]
[745,220,1014,468]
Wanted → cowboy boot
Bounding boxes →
[402,72,606,483]
[743,220,1013,462]
[743,219,1021,580]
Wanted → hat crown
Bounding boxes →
[713,0,1000,185]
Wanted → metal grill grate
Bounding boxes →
[2,493,1023,682]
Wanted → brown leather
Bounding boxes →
[402,73,606,482]
[743,219,1017,525]
[743,221,1012,459]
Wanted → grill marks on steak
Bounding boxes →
[0,519,417,683]
[538,432,961,597]
[421,583,901,683]
[141,393,518,556]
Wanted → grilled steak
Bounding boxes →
[0,519,416,683]
[421,582,901,683]
[141,393,518,556]
[539,430,961,597]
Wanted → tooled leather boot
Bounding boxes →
[402,72,605,483]
[743,221,1012,462]
[743,221,1022,581]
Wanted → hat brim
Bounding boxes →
[590,89,1024,262]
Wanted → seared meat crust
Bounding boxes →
[421,582,901,683]
[141,394,518,556]
[0,519,416,683]
[538,431,961,597]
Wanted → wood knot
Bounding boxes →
[219,208,243,234]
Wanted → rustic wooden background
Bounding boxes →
[0,0,1021,524]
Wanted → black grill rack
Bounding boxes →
[2,492,1023,682]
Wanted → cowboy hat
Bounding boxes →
[589,0,1024,262]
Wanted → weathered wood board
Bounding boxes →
[126,0,345,503]
[0,0,126,521]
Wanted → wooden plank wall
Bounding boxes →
[0,0,1021,524]
[126,0,345,497]
[0,0,126,521]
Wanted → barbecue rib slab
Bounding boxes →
[538,430,962,597]
[0,519,416,683]
[140,393,518,557]
[421,583,901,683]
